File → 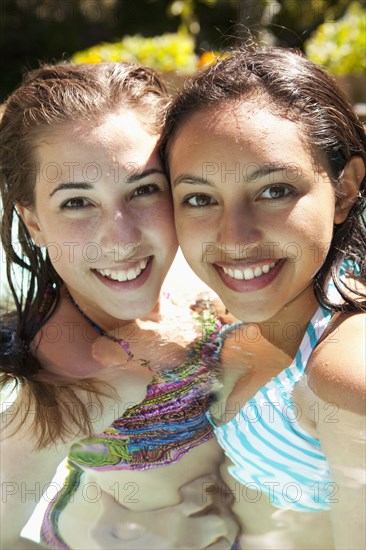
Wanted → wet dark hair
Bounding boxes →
[160,45,366,312]
[0,62,168,447]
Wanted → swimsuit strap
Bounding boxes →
[209,305,335,512]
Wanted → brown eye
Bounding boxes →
[185,194,216,207]
[133,184,159,197]
[61,197,91,209]
[259,185,295,200]
[269,186,286,199]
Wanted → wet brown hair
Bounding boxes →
[160,45,366,312]
[0,62,168,448]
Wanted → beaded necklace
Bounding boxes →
[66,290,134,361]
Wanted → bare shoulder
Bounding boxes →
[1,393,70,549]
[307,312,366,415]
[1,389,68,476]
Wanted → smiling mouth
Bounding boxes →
[95,257,150,282]
[219,261,278,280]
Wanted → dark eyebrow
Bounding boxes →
[125,168,166,183]
[246,164,299,182]
[172,175,215,188]
[174,165,300,188]
[49,182,93,197]
[49,169,166,197]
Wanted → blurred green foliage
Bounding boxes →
[305,2,366,74]
[1,0,365,101]
[72,31,198,74]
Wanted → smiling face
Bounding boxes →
[169,101,342,323]
[19,110,178,326]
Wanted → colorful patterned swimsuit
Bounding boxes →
[33,307,225,549]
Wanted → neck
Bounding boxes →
[256,287,320,356]
[62,286,135,332]
[63,287,137,361]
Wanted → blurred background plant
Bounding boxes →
[72,31,198,74]
[2,0,366,102]
[305,1,366,103]
[305,2,365,75]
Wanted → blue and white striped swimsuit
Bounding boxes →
[208,306,334,512]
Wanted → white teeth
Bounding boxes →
[234,269,244,280]
[254,266,263,277]
[222,261,277,280]
[243,268,255,280]
[127,268,136,281]
[97,258,148,282]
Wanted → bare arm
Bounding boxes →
[308,313,366,549]
[0,400,70,549]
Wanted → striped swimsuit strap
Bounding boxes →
[209,305,335,511]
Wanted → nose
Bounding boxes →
[100,208,142,261]
[217,202,262,258]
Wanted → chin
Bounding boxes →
[221,297,275,324]
[123,297,159,320]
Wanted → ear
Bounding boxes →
[16,204,45,247]
[334,156,365,224]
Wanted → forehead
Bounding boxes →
[39,109,156,143]
[174,100,306,152]
[34,110,159,165]
[76,110,157,143]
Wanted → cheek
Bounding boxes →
[174,215,190,244]
[39,212,94,241]
[284,215,333,267]
[160,198,176,227]
[176,225,205,268]
[145,200,178,247]
[41,217,100,266]
[174,208,210,256]
[47,242,86,270]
